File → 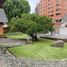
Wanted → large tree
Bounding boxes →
[9,14,54,40]
[3,0,30,20]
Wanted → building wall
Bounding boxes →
[37,0,67,21]
[0,23,4,34]
[36,0,67,32]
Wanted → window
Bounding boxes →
[56,3,61,6]
[56,0,61,2]
[48,11,50,13]
[48,7,50,9]
[56,19,62,22]
[48,4,50,6]
[51,6,54,8]
[56,13,61,15]
[64,0,67,1]
[56,8,61,11]
[48,0,50,2]
[51,10,54,12]
[51,14,54,17]
[48,15,50,17]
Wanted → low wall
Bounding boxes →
[41,36,67,42]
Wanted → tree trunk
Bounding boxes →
[33,34,38,41]
[29,33,38,41]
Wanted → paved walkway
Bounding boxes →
[0,38,26,67]
[0,48,33,67]
[0,38,26,47]
[0,48,18,67]
[0,38,32,67]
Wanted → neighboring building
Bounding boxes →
[0,0,8,34]
[59,15,67,35]
[0,9,8,34]
[62,15,67,23]
[36,0,67,32]
[35,3,40,15]
[36,0,67,21]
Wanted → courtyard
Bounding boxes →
[0,33,67,67]
[8,38,67,61]
[0,0,67,67]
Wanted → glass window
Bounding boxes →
[56,3,61,6]
[56,8,61,11]
[56,13,61,15]
[56,0,61,2]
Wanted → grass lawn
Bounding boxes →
[9,39,67,60]
[6,33,29,39]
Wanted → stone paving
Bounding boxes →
[0,38,67,67]
[0,38,25,67]
[0,38,26,47]
[0,48,18,67]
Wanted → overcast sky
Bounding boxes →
[28,0,39,13]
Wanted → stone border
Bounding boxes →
[7,48,67,67]
[41,36,67,42]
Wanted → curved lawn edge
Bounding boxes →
[1,47,67,67]
[8,39,67,61]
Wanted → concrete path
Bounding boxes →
[0,38,26,47]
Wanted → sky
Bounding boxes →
[28,0,39,13]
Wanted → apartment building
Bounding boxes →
[0,0,8,34]
[36,0,67,32]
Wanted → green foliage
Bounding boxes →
[3,0,30,20]
[21,13,54,33]
[9,17,37,33]
[9,14,54,36]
